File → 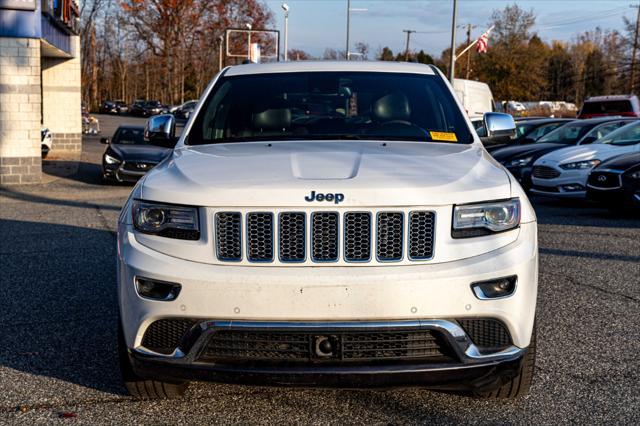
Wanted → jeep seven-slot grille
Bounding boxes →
[215,210,435,264]
[198,329,455,364]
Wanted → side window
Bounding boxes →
[527,123,557,140]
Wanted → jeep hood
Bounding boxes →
[140,141,512,207]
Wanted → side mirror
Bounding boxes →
[483,112,516,142]
[144,114,177,148]
[100,137,109,144]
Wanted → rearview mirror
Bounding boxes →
[144,114,177,148]
[483,112,516,142]
[100,137,109,144]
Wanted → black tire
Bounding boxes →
[118,321,189,399]
[476,323,536,399]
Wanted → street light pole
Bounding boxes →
[282,3,289,61]
[346,0,351,60]
[246,23,252,61]
[218,35,224,71]
[448,0,458,84]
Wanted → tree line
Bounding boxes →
[80,2,638,110]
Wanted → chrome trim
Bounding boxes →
[277,212,307,263]
[408,210,436,261]
[343,211,373,263]
[246,212,275,263]
[310,211,340,263]
[133,319,526,364]
[375,211,405,262]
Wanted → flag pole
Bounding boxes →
[455,25,494,61]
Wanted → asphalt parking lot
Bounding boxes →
[0,114,639,424]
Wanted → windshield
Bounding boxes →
[113,127,146,145]
[596,121,640,146]
[537,121,596,144]
[187,71,472,145]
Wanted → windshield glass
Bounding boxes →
[596,121,640,146]
[187,71,472,145]
[113,127,146,145]
[537,121,596,144]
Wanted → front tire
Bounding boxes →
[476,323,536,399]
[118,321,189,399]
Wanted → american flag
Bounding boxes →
[476,27,493,54]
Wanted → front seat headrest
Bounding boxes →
[372,92,411,122]
[252,108,292,132]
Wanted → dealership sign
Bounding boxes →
[0,0,36,10]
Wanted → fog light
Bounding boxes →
[471,276,516,299]
[135,277,181,301]
[561,184,584,192]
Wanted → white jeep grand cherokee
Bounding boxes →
[117,61,538,399]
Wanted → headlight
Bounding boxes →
[104,153,121,165]
[630,171,640,179]
[452,199,521,238]
[132,201,200,240]
[507,156,533,167]
[559,159,600,170]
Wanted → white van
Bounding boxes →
[453,79,495,118]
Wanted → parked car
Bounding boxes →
[484,118,574,153]
[172,100,198,120]
[130,100,165,117]
[587,152,640,211]
[531,121,640,198]
[117,61,538,400]
[492,117,635,189]
[100,125,172,184]
[99,100,129,114]
[578,95,640,119]
[41,127,52,158]
[452,79,494,118]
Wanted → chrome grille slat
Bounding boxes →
[376,212,404,261]
[279,213,306,262]
[409,211,435,260]
[214,210,435,264]
[344,212,372,262]
[215,212,242,261]
[247,213,274,262]
[311,212,339,262]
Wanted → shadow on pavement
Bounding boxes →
[0,186,123,212]
[0,218,125,395]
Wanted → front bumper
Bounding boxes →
[530,167,589,198]
[126,320,526,391]
[103,162,153,183]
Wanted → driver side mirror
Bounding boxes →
[100,137,109,144]
[144,114,177,148]
[483,112,516,142]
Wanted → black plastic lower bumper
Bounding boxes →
[129,351,525,392]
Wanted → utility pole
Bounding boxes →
[458,23,477,79]
[630,4,640,92]
[403,30,416,61]
[448,0,458,84]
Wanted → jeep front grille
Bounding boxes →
[214,210,435,264]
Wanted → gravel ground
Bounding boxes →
[0,115,639,424]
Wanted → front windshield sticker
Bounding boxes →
[430,131,458,142]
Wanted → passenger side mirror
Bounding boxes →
[144,114,177,148]
[100,137,109,144]
[483,112,516,142]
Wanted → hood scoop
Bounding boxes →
[291,149,362,180]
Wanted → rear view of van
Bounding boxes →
[578,95,640,119]
[453,79,495,118]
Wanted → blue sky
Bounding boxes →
[263,0,636,58]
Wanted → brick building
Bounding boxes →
[0,0,81,185]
